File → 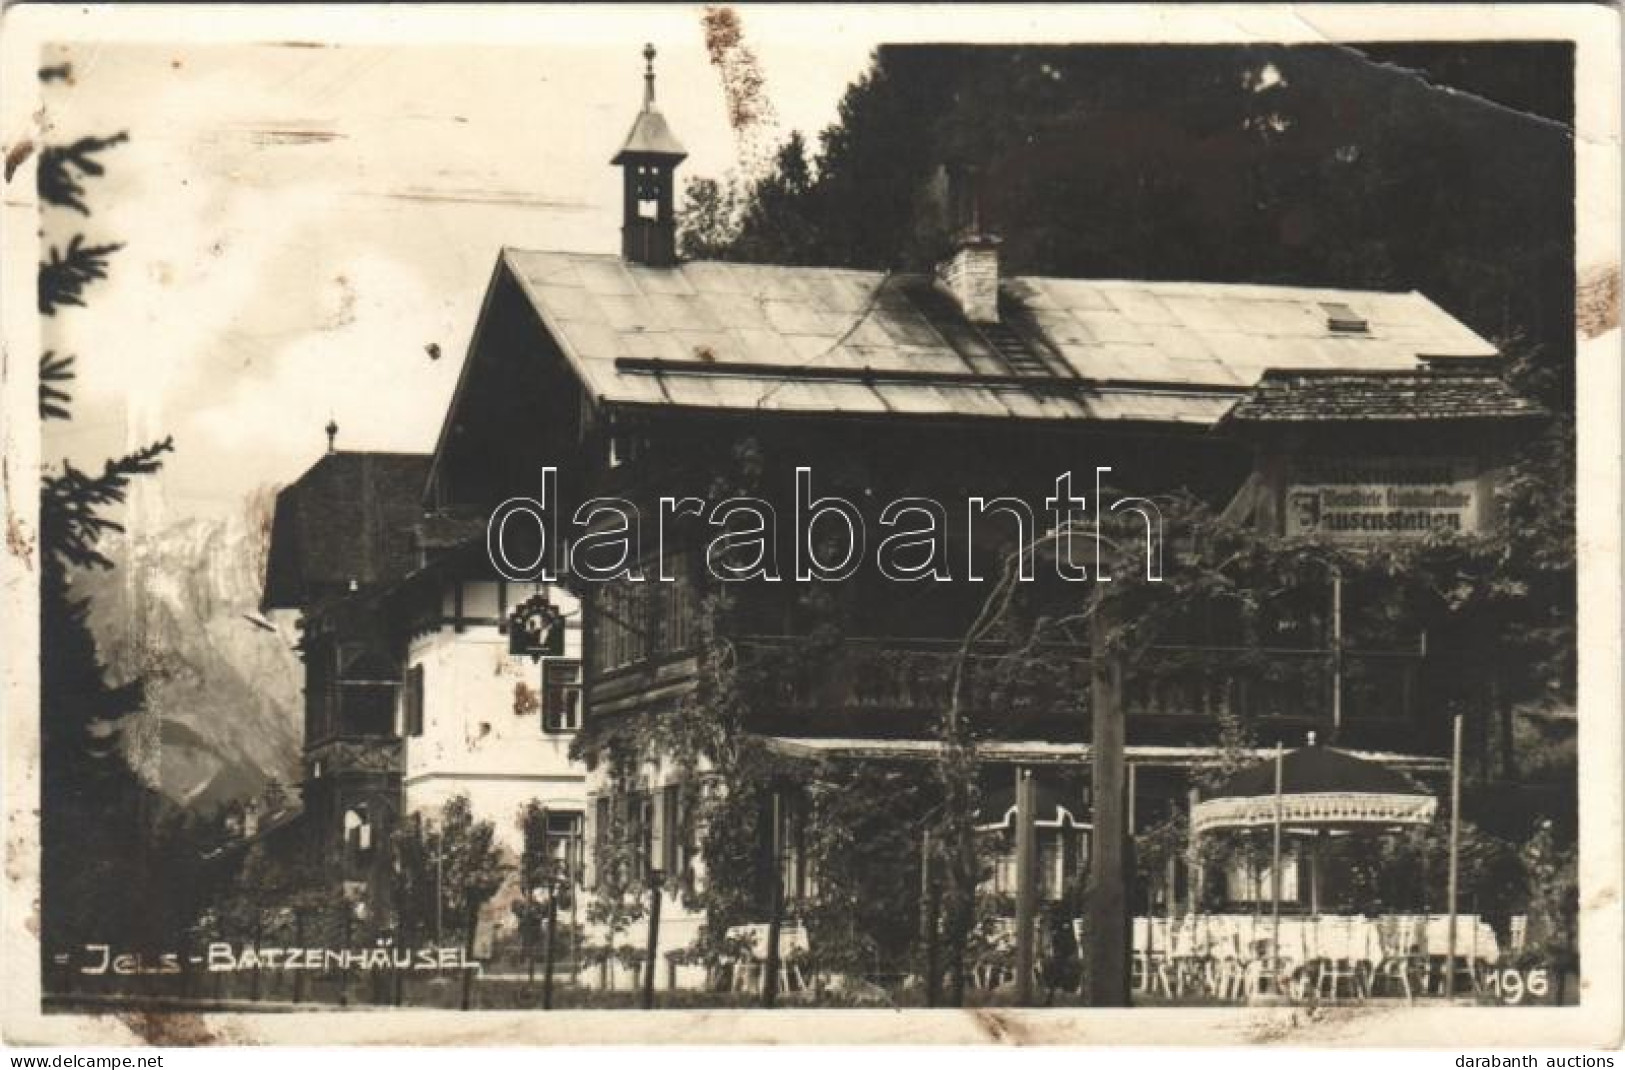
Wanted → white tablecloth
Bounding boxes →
[1131,914,1499,966]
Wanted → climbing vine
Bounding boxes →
[570,412,1573,998]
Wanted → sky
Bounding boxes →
[39,20,875,529]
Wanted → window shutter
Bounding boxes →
[586,795,608,890]
[405,665,425,737]
[649,788,667,880]
[662,783,681,877]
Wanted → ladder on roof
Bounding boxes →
[979,320,1063,378]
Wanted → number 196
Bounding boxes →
[1485,967,1549,1004]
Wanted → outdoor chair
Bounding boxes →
[1130,917,1151,994]
[1420,915,1485,997]
[1133,948,1176,998]
[727,958,806,997]
[1242,942,1297,1002]
[1312,954,1367,1002]
[1369,951,1429,1001]
[1207,931,1247,1002]
[1310,917,1370,1003]
[1133,917,1178,998]
[1509,915,1528,957]
[1169,915,1212,997]
[1368,915,1428,1002]
[1427,954,1483,997]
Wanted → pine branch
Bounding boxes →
[39,350,74,421]
[37,132,128,214]
[39,234,124,315]
[41,437,175,572]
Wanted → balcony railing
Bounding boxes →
[733,637,1419,727]
[304,736,404,778]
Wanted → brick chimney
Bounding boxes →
[936,163,1001,324]
[940,234,1002,324]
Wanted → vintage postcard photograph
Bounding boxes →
[1,2,1619,1053]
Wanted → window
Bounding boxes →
[544,810,583,885]
[588,562,699,674]
[660,555,698,654]
[542,660,582,733]
[403,664,425,737]
[591,581,649,672]
[305,639,336,741]
[342,805,372,872]
[632,792,655,887]
[335,642,401,737]
[989,827,1088,901]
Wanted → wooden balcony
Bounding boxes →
[303,736,403,779]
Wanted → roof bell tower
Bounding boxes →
[612,44,687,267]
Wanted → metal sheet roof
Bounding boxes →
[610,107,687,163]
[502,248,1499,427]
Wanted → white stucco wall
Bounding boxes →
[400,580,586,856]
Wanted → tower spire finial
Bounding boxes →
[613,42,686,267]
[325,417,338,454]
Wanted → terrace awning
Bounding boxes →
[1190,743,1437,836]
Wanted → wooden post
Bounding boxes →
[541,888,558,1010]
[1493,669,1515,782]
[1445,713,1464,999]
[1014,767,1037,1005]
[569,859,580,992]
[1271,742,1283,966]
[1310,831,1323,918]
[341,909,353,1008]
[1127,762,1137,835]
[1086,607,1130,1006]
[920,827,941,1007]
[1330,570,1344,740]
[1187,786,1202,915]
[642,870,663,1009]
[293,912,306,1004]
[460,904,476,1011]
[762,789,784,1008]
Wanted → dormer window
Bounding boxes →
[1321,301,1369,334]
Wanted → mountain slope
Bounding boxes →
[74,492,303,809]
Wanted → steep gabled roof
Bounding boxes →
[261,451,432,612]
[498,247,1497,427]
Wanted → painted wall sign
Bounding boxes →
[1285,456,1483,540]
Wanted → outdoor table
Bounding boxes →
[1129,913,1501,1000]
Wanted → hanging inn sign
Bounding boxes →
[507,592,566,661]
